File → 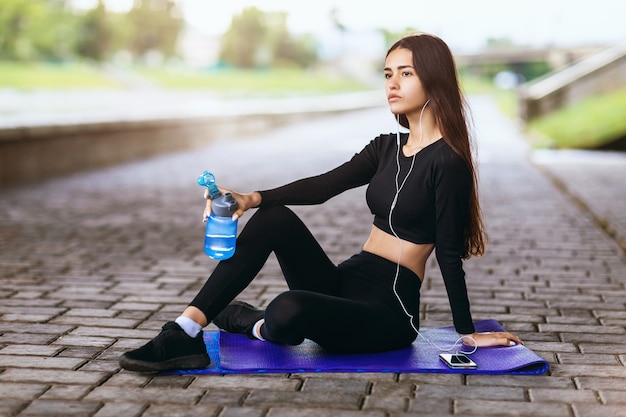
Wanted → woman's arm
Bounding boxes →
[433,150,475,334]
[202,136,383,221]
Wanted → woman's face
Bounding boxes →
[384,48,428,117]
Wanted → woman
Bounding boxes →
[119,33,523,373]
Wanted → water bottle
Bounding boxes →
[197,171,238,260]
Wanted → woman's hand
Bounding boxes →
[460,331,524,348]
[202,188,262,222]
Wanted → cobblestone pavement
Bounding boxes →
[1,95,625,417]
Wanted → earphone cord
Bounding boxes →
[390,103,477,355]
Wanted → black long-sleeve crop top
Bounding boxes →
[258,133,475,334]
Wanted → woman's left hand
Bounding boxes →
[460,331,524,348]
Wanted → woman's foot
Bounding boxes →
[213,301,265,339]
[119,321,210,372]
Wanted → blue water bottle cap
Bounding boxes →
[198,170,222,199]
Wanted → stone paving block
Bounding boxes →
[0,355,85,369]
[292,372,394,381]
[571,404,626,417]
[190,375,300,391]
[467,375,575,389]
[418,384,527,402]
[53,334,117,348]
[399,373,464,386]
[92,402,147,417]
[557,352,621,365]
[266,408,386,417]
[406,397,453,414]
[244,390,363,409]
[145,375,195,388]
[0,368,109,385]
[370,381,414,396]
[197,389,247,405]
[545,315,602,325]
[575,376,626,390]
[0,332,59,345]
[540,323,625,335]
[0,382,48,400]
[62,300,115,310]
[139,403,221,417]
[0,344,63,356]
[109,302,164,311]
[300,377,370,393]
[85,386,205,404]
[18,398,102,417]
[51,316,140,329]
[562,333,626,344]
[63,308,120,317]
[528,388,600,404]
[578,343,626,354]
[68,326,157,339]
[0,306,67,316]
[455,399,571,417]
[362,394,408,412]
[0,399,30,417]
[0,313,56,322]
[103,372,152,387]
[551,364,626,378]
[0,323,74,335]
[526,341,578,354]
[59,346,109,359]
[218,407,266,417]
[40,384,93,400]
[79,358,120,373]
[599,390,626,405]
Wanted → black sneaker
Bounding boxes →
[119,321,210,372]
[213,301,265,340]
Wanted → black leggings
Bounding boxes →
[190,206,421,353]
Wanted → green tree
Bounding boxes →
[219,7,266,68]
[220,7,318,69]
[125,0,184,62]
[0,0,80,61]
[76,0,113,62]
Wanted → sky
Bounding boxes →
[180,0,626,52]
[77,0,626,53]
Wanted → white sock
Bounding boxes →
[251,319,266,341]
[175,316,202,338]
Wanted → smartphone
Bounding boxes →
[439,353,477,369]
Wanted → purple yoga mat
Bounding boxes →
[165,320,548,375]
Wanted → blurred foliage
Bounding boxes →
[0,0,183,63]
[0,61,122,88]
[0,2,320,70]
[76,1,112,61]
[219,7,318,69]
[0,61,370,93]
[526,87,626,149]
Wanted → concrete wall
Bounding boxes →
[517,41,626,121]
[0,92,384,188]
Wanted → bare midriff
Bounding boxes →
[362,225,434,280]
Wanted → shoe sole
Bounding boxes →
[119,353,210,373]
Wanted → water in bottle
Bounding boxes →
[204,193,238,260]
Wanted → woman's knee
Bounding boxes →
[243,206,299,234]
[262,291,310,345]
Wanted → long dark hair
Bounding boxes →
[387,33,486,258]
